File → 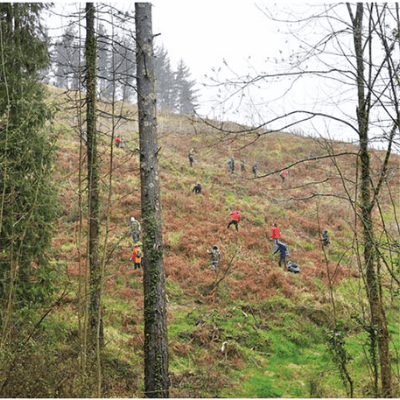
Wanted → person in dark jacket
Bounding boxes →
[130,217,141,243]
[188,148,194,167]
[322,230,330,246]
[207,245,221,272]
[192,183,202,194]
[227,157,235,173]
[273,241,288,268]
[252,162,258,178]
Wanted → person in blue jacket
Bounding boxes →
[273,241,288,268]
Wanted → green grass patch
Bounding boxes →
[242,374,284,398]
[167,231,184,246]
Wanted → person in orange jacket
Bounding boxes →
[227,210,241,231]
[131,244,143,269]
[271,223,280,251]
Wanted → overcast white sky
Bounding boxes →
[48,2,359,139]
[151,1,277,80]
[47,2,398,148]
[150,1,298,125]
[51,1,285,120]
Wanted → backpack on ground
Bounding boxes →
[287,261,299,273]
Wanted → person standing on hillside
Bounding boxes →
[228,156,235,173]
[188,148,194,167]
[270,223,280,251]
[115,137,126,148]
[130,217,141,243]
[131,244,143,269]
[207,245,221,272]
[273,241,288,269]
[241,159,246,172]
[252,162,258,178]
[280,169,288,182]
[227,210,241,231]
[322,230,330,246]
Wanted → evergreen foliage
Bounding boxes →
[154,45,175,111]
[0,3,58,306]
[51,30,198,114]
[174,59,198,114]
[154,47,199,114]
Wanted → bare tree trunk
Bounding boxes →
[349,4,392,397]
[85,2,103,350]
[135,3,169,397]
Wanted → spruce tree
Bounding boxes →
[0,3,58,310]
[154,46,175,111]
[174,59,198,114]
[136,3,169,396]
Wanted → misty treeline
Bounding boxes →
[45,4,198,114]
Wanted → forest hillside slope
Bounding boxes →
[41,84,400,398]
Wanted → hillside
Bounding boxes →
[27,85,399,397]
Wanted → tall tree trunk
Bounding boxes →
[135,3,169,398]
[85,2,103,349]
[350,3,392,397]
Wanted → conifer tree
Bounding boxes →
[0,3,58,311]
[135,3,169,397]
[154,46,175,111]
[174,59,198,114]
[84,2,102,348]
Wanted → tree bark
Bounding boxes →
[135,3,169,398]
[85,2,103,348]
[349,4,392,397]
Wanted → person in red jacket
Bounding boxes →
[131,244,143,269]
[227,210,241,231]
[115,137,126,148]
[271,223,280,250]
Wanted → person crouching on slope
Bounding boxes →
[227,210,241,231]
